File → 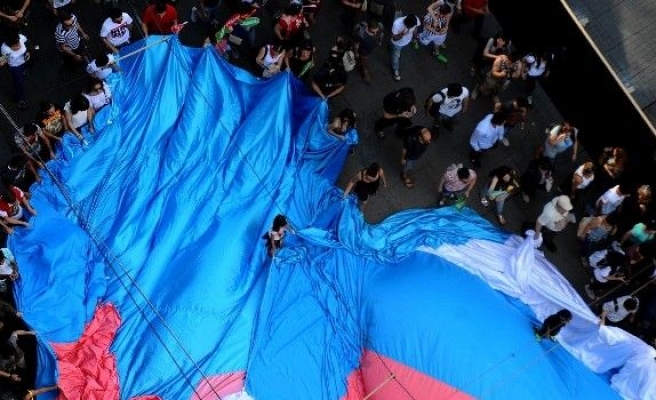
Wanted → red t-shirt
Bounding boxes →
[0,186,24,218]
[142,4,179,34]
[463,0,488,18]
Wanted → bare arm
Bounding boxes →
[343,172,361,198]
[380,169,388,188]
[64,111,82,139]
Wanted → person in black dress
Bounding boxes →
[343,162,387,210]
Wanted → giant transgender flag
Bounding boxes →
[10,36,656,400]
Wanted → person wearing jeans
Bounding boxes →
[480,165,518,225]
[1,32,29,109]
[389,14,420,81]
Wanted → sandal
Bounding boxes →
[497,214,507,225]
[402,176,415,189]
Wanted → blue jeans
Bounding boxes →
[402,159,417,176]
[390,42,403,72]
[9,64,25,102]
[483,186,510,215]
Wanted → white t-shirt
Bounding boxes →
[524,55,548,77]
[432,87,469,117]
[52,0,72,8]
[598,186,626,215]
[574,164,594,189]
[64,101,89,129]
[537,197,570,232]
[100,13,133,47]
[1,34,28,67]
[87,54,115,80]
[84,82,112,110]
[602,295,638,323]
[391,16,420,47]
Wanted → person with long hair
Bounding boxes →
[343,162,387,210]
[266,215,289,257]
[63,94,95,141]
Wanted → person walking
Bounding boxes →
[425,82,469,135]
[375,87,417,139]
[389,14,420,81]
[534,195,576,252]
[0,31,30,109]
[468,111,506,168]
[400,126,432,188]
[343,162,388,210]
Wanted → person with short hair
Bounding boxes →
[142,0,178,36]
[0,31,30,109]
[352,18,383,83]
[389,14,420,81]
[425,82,469,134]
[535,309,572,341]
[468,111,506,168]
[86,52,119,80]
[437,163,476,206]
[595,183,631,216]
[400,126,432,188]
[494,95,530,146]
[419,3,452,62]
[55,10,90,67]
[599,295,639,327]
[343,162,387,210]
[100,8,133,53]
[375,87,417,139]
[534,195,575,252]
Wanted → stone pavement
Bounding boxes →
[0,1,592,299]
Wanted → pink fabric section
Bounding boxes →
[190,371,246,400]
[51,303,122,400]
[341,350,474,400]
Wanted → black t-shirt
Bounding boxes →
[354,22,383,56]
[403,128,429,161]
[312,64,347,94]
[383,88,415,114]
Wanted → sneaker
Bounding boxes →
[440,43,447,50]
[190,6,198,23]
[480,197,489,207]
[584,284,596,300]
[438,199,446,207]
[435,54,448,63]
[501,137,510,146]
[527,95,533,105]
[393,70,401,81]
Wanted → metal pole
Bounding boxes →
[363,374,396,400]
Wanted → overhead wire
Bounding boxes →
[0,101,211,400]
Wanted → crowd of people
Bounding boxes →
[1,0,655,397]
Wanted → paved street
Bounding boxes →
[0,0,592,301]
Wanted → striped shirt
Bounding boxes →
[55,15,81,51]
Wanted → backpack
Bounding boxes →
[424,89,445,117]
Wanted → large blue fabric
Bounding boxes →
[10,37,619,399]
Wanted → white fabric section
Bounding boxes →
[419,231,656,400]
[223,390,255,400]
